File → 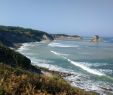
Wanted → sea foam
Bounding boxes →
[49,42,79,48]
[17,43,31,52]
[51,50,105,76]
[50,51,69,56]
[67,59,104,76]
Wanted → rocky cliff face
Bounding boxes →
[51,34,82,40]
[0,26,54,47]
[0,25,83,47]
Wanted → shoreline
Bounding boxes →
[35,65,98,95]
[15,41,99,95]
[15,40,113,95]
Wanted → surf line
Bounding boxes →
[50,50,105,76]
[49,43,79,48]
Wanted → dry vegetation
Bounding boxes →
[0,64,97,95]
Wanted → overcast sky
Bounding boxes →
[0,0,113,36]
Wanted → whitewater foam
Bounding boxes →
[30,58,74,73]
[49,42,79,48]
[67,59,104,76]
[51,50,105,76]
[51,51,69,56]
[17,43,31,52]
[17,42,42,52]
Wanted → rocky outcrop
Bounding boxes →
[0,25,54,47]
[91,35,100,42]
[51,34,82,40]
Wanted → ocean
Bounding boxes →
[17,37,113,95]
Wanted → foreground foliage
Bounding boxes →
[0,64,97,95]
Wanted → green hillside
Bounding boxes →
[0,25,53,47]
[0,44,41,73]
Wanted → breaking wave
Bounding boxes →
[50,51,69,56]
[49,42,79,48]
[67,59,104,76]
[51,50,105,76]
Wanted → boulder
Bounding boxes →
[91,35,100,42]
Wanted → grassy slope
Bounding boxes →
[0,64,97,95]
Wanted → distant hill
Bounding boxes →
[51,34,82,40]
[0,25,54,47]
[0,25,82,47]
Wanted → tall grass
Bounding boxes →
[0,64,97,95]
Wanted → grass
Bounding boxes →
[0,64,97,95]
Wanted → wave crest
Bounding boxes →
[49,43,79,48]
[51,50,105,76]
[51,51,69,56]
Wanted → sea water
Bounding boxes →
[17,37,113,95]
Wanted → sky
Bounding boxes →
[0,0,113,36]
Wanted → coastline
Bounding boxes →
[16,42,75,77]
[1,25,112,95]
[11,38,113,95]
[16,41,98,95]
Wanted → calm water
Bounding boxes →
[17,37,113,95]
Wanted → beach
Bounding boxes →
[17,37,113,95]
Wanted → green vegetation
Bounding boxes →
[0,64,97,95]
[0,44,97,95]
[0,44,41,73]
[0,25,53,47]
[0,25,97,95]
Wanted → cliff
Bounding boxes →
[0,25,83,47]
[0,25,54,47]
[51,34,82,40]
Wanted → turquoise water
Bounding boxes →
[17,37,113,95]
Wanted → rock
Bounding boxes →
[91,35,100,42]
[100,87,113,91]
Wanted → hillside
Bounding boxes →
[0,44,41,73]
[0,25,97,95]
[0,64,97,95]
[0,25,54,47]
[0,25,82,47]
[0,44,97,95]
[51,34,82,40]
